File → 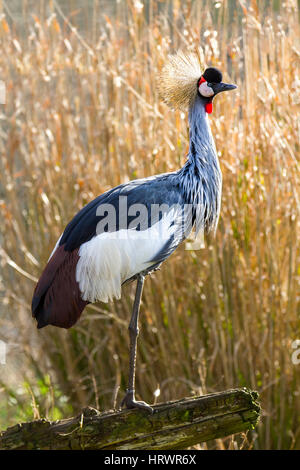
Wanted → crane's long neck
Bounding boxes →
[187,96,218,166]
[178,96,222,235]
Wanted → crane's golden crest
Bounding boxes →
[158,50,204,110]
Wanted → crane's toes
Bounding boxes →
[127,399,153,413]
[121,390,153,413]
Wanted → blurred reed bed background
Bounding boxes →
[0,0,299,450]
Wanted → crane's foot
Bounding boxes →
[121,389,153,413]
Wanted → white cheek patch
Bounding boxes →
[199,81,214,97]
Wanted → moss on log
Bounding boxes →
[0,388,260,450]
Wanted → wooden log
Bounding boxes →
[0,388,260,450]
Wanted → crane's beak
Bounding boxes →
[211,82,237,95]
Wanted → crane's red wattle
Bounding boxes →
[205,102,213,114]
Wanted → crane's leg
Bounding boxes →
[121,274,153,412]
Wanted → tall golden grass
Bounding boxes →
[0,0,299,449]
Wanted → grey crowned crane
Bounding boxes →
[32,51,237,412]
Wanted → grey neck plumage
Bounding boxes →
[188,96,217,165]
[178,95,222,236]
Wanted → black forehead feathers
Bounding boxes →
[203,67,222,83]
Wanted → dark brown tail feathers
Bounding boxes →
[32,245,88,329]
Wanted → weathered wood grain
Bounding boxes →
[0,388,260,450]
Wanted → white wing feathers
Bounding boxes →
[76,206,183,303]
